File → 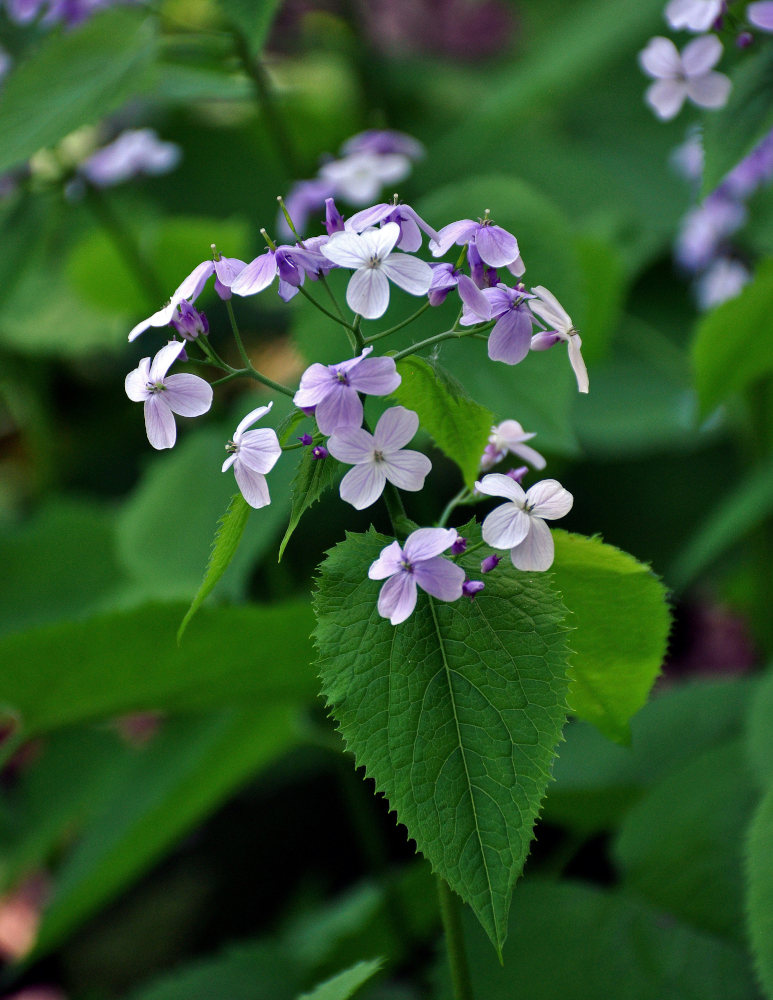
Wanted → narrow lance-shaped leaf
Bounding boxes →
[278,449,342,561]
[314,529,571,955]
[296,958,383,1000]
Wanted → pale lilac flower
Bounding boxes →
[327,406,431,510]
[665,0,724,31]
[476,473,573,572]
[368,527,465,625]
[639,35,731,120]
[222,402,281,509]
[321,222,432,319]
[170,300,208,341]
[346,202,438,251]
[0,46,11,85]
[430,216,520,270]
[319,152,412,206]
[462,283,536,365]
[231,241,329,301]
[467,242,502,289]
[431,266,491,315]
[293,346,401,435]
[695,257,750,310]
[128,255,246,342]
[675,194,745,271]
[277,178,334,239]
[671,130,704,183]
[748,2,773,29]
[481,420,546,472]
[80,129,180,187]
[325,197,346,234]
[528,286,589,394]
[341,130,424,160]
[125,341,212,450]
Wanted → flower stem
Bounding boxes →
[225,299,253,370]
[351,314,364,352]
[297,286,357,347]
[365,300,432,344]
[437,877,476,1000]
[437,487,471,528]
[392,323,491,363]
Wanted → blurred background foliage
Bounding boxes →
[1,0,773,996]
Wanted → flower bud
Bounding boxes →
[481,553,501,573]
[462,579,485,600]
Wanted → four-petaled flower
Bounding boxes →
[222,402,282,509]
[482,419,546,472]
[528,285,589,394]
[476,473,573,572]
[293,346,401,435]
[328,406,432,510]
[639,35,731,121]
[430,216,520,270]
[320,222,433,319]
[368,527,466,625]
[664,0,723,31]
[125,341,213,450]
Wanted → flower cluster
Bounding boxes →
[124,141,583,624]
[3,0,137,28]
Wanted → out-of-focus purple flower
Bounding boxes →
[278,178,334,239]
[341,130,424,160]
[346,201,438,252]
[748,1,773,30]
[506,466,529,483]
[430,216,520,270]
[321,222,432,319]
[675,193,746,271]
[0,46,11,85]
[671,131,704,184]
[737,30,754,47]
[476,473,573,572]
[368,527,465,625]
[462,579,485,600]
[721,127,773,199]
[125,341,212,450]
[481,419,546,472]
[665,0,723,32]
[293,346,401,435]
[5,0,46,23]
[319,152,412,206]
[695,256,750,310]
[222,402,282,509]
[639,35,731,120]
[169,300,208,341]
[528,286,589,394]
[327,406,431,510]
[480,553,501,573]
[80,129,180,187]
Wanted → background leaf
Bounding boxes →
[297,958,383,1000]
[746,784,773,1000]
[278,449,342,561]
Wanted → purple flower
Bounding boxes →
[325,197,346,234]
[462,579,485,600]
[231,241,331,302]
[321,222,432,319]
[476,473,573,572]
[528,286,589,394]
[675,194,746,272]
[125,341,212,450]
[222,402,282,508]
[368,527,465,625]
[327,406,432,510]
[346,202,438,252]
[467,242,503,289]
[298,433,313,446]
[695,257,750,310]
[748,2,773,30]
[341,130,424,160]
[293,346,401,435]
[277,178,334,240]
[460,283,536,366]
[433,267,491,315]
[480,553,501,573]
[481,419,546,472]
[319,152,412,206]
[80,129,180,187]
[169,300,209,341]
[430,216,520,270]
[665,0,724,32]
[639,35,731,120]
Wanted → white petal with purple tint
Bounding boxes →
[144,395,177,450]
[377,571,418,625]
[347,266,391,318]
[413,556,465,601]
[510,517,555,571]
[162,373,214,417]
[339,462,387,509]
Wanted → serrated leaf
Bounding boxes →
[746,784,773,999]
[553,531,670,743]
[297,958,383,1000]
[178,494,251,642]
[692,257,773,415]
[278,449,342,561]
[0,8,157,174]
[393,356,492,489]
[314,529,571,954]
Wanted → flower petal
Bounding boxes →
[665,0,721,31]
[377,570,418,625]
[487,309,533,365]
[481,502,531,549]
[327,425,376,464]
[367,221,401,260]
[403,526,458,562]
[639,36,681,79]
[347,203,391,231]
[339,461,387,509]
[348,355,401,396]
[214,256,246,287]
[347,267,391,319]
[369,539,404,580]
[293,363,335,408]
[234,460,271,508]
[383,449,432,492]
[413,556,465,602]
[429,219,478,257]
[315,385,363,435]
[475,472,526,503]
[237,428,282,474]
[162,373,213,417]
[525,479,573,519]
[321,231,370,268]
[474,224,519,268]
[510,517,555,571]
[456,273,491,321]
[379,253,433,296]
[125,357,151,401]
[682,33,723,76]
[528,286,572,332]
[149,340,186,381]
[230,251,277,296]
[748,2,773,30]
[567,333,590,393]
[645,79,687,120]
[686,71,731,110]
[373,405,419,452]
[144,396,177,450]
[234,402,273,441]
[172,260,216,303]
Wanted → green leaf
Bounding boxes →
[392,356,493,489]
[221,0,283,53]
[278,449,342,561]
[30,707,300,959]
[0,8,157,174]
[314,529,571,954]
[746,784,773,999]
[178,494,251,642]
[692,257,773,414]
[0,601,316,740]
[613,739,758,944]
[553,532,671,743]
[297,959,383,1000]
[746,669,773,789]
[702,47,773,196]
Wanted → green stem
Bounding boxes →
[318,273,348,324]
[242,368,295,397]
[364,300,432,344]
[298,285,356,339]
[351,314,364,352]
[225,299,253,370]
[393,323,491,363]
[437,877,476,1000]
[438,486,471,528]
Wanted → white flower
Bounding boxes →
[482,420,546,472]
[665,0,723,32]
[475,473,573,572]
[222,402,282,508]
[528,286,589,394]
[125,341,213,450]
[639,35,731,120]
[327,406,431,509]
[318,152,411,205]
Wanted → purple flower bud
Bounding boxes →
[312,445,328,460]
[450,535,467,555]
[506,466,529,484]
[737,30,754,47]
[467,242,499,289]
[170,300,209,341]
[298,433,313,446]
[481,553,501,574]
[462,579,485,600]
[325,197,346,234]
[301,405,317,418]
